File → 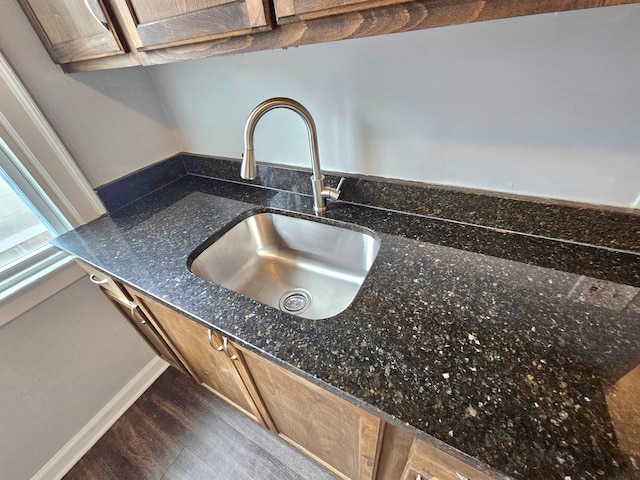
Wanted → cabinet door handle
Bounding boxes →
[89,274,109,285]
[207,331,238,360]
[221,336,238,360]
[83,0,108,29]
[208,329,223,351]
[129,302,145,323]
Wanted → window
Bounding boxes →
[0,172,52,265]
[0,51,104,320]
[0,139,71,299]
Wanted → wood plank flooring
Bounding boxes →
[64,366,339,480]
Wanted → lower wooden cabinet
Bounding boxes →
[126,286,383,479]
[77,262,499,480]
[76,260,187,373]
[376,423,496,480]
[99,287,188,375]
[376,423,415,479]
[238,345,383,480]
[374,423,495,480]
[400,437,495,480]
[125,287,271,428]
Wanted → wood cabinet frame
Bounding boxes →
[401,437,497,480]
[143,0,640,66]
[272,0,413,24]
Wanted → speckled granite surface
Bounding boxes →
[97,154,640,253]
[57,175,640,480]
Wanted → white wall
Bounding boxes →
[149,4,640,208]
[4,1,636,206]
[0,276,155,480]
[0,1,179,188]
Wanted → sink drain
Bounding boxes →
[279,289,312,314]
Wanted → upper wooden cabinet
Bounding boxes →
[17,0,640,71]
[273,0,410,24]
[117,0,272,50]
[16,0,272,70]
[16,0,127,64]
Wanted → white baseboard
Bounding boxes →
[31,356,169,480]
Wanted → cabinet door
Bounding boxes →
[239,346,383,480]
[99,287,189,375]
[401,438,496,480]
[272,0,412,24]
[127,288,267,426]
[118,0,271,50]
[376,424,414,480]
[17,0,127,64]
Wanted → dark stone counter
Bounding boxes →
[55,174,640,479]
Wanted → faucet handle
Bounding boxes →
[324,176,345,201]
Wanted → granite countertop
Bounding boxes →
[53,175,640,480]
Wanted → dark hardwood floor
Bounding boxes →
[64,366,339,480]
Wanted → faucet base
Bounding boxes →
[311,175,327,215]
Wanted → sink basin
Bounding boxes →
[188,209,380,319]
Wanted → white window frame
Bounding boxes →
[0,141,71,297]
[0,52,106,323]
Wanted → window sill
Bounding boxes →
[0,254,84,328]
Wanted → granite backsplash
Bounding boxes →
[95,153,640,254]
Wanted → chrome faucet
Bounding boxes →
[242,97,344,214]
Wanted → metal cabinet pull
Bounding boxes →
[208,329,223,351]
[208,330,238,360]
[228,339,238,361]
[89,274,108,285]
[221,336,238,360]
[83,0,108,29]
[129,302,145,323]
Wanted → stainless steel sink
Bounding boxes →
[188,210,380,319]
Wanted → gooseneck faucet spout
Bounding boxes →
[242,97,344,214]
